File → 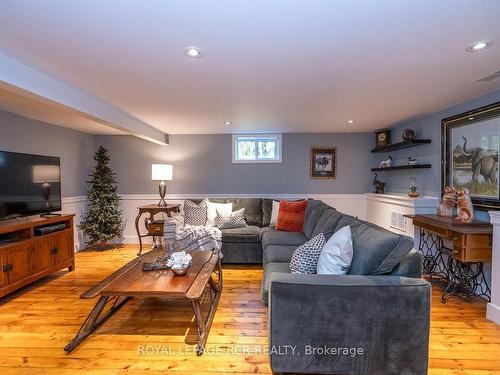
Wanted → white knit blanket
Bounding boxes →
[164,216,222,253]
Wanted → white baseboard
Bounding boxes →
[487,303,500,325]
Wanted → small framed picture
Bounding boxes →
[310,147,336,179]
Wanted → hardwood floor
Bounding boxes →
[0,245,499,374]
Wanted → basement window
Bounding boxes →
[232,134,282,163]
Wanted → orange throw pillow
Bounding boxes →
[276,199,308,232]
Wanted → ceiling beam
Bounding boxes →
[0,51,168,145]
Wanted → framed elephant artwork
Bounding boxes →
[310,146,336,179]
[442,101,500,210]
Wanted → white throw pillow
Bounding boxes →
[206,201,233,227]
[270,200,280,226]
[317,226,353,275]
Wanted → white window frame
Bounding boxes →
[232,134,282,163]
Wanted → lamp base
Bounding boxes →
[158,181,167,207]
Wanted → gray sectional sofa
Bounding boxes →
[187,198,275,264]
[190,198,431,375]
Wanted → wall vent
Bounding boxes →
[476,70,500,82]
[390,211,406,232]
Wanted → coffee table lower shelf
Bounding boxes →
[64,249,222,356]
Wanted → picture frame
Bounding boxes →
[310,147,336,179]
[442,101,500,210]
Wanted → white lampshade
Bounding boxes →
[32,165,60,183]
[151,164,173,181]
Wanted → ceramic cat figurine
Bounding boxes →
[455,188,474,223]
[437,186,457,217]
[379,156,392,168]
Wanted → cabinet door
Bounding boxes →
[6,244,32,283]
[34,236,55,272]
[54,230,74,264]
[0,252,8,288]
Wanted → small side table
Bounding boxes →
[135,204,181,255]
[406,214,492,302]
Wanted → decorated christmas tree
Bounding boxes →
[80,146,123,249]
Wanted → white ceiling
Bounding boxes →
[0,0,500,135]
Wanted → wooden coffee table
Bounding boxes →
[64,249,222,355]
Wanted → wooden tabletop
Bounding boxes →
[405,214,492,234]
[82,249,218,300]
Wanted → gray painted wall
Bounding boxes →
[382,88,500,220]
[0,109,95,197]
[96,132,372,195]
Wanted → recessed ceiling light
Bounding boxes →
[466,41,492,52]
[468,117,474,120]
[347,120,354,124]
[184,47,202,58]
[224,121,232,125]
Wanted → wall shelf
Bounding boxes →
[371,164,432,172]
[371,139,432,153]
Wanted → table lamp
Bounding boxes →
[151,164,173,207]
[32,164,60,212]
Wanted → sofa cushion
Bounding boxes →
[221,225,261,243]
[276,200,308,232]
[311,209,343,239]
[347,221,414,275]
[206,201,233,227]
[262,198,304,227]
[264,244,299,265]
[317,225,353,275]
[261,262,291,305]
[222,242,262,264]
[289,233,326,274]
[262,199,275,227]
[227,198,263,227]
[270,200,280,226]
[259,226,274,241]
[184,200,208,226]
[387,249,423,278]
[303,200,331,239]
[262,230,307,248]
[216,208,247,229]
[336,213,361,231]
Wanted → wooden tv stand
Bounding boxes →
[0,214,75,298]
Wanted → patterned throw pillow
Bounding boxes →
[215,208,247,229]
[184,200,208,226]
[289,233,326,274]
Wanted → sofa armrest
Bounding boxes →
[269,274,430,375]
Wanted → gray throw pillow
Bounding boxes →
[184,200,207,226]
[216,208,247,229]
[289,233,326,274]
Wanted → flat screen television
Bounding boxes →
[0,151,62,220]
